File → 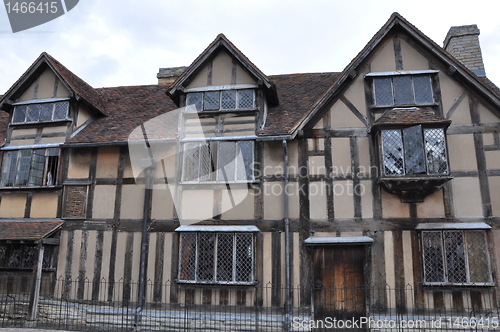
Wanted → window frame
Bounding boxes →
[0,148,60,188]
[379,125,449,178]
[177,231,255,285]
[185,89,256,112]
[181,140,255,184]
[0,242,56,271]
[367,71,438,109]
[421,230,493,286]
[11,100,70,125]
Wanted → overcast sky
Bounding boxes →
[0,0,499,94]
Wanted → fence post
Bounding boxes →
[28,242,44,321]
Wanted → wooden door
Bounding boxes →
[313,245,366,330]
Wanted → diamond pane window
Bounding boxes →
[238,90,254,109]
[53,101,69,120]
[424,128,448,174]
[0,148,60,187]
[381,130,404,175]
[393,76,413,105]
[186,92,203,111]
[186,89,255,111]
[203,91,220,111]
[422,230,491,285]
[182,140,254,183]
[413,75,434,104]
[27,104,41,122]
[380,127,448,177]
[372,74,434,106]
[12,101,70,124]
[39,103,53,121]
[221,90,237,110]
[373,78,393,105]
[12,105,27,123]
[178,232,255,285]
[0,243,54,270]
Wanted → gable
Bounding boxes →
[186,50,257,89]
[17,67,70,102]
[298,13,500,134]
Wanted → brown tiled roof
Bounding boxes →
[0,220,62,241]
[43,53,107,115]
[262,72,340,136]
[373,107,451,127]
[65,85,178,145]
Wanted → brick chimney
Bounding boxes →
[157,66,188,84]
[443,25,486,77]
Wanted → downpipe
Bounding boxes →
[283,139,292,332]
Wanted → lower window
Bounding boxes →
[422,230,491,285]
[178,232,254,285]
[0,243,55,271]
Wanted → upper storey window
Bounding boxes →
[368,72,436,108]
[381,126,448,177]
[186,89,255,112]
[12,100,69,124]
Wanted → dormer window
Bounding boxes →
[12,100,69,124]
[367,71,437,108]
[186,89,255,112]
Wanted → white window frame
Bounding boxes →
[177,230,255,285]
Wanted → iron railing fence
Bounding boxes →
[1,274,500,331]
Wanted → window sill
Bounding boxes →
[379,176,452,203]
[0,185,62,191]
[10,119,72,127]
[177,280,258,287]
[421,282,494,288]
[370,102,438,110]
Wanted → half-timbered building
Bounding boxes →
[2,12,500,329]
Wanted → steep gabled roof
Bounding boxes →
[167,34,279,106]
[0,52,106,115]
[295,12,500,134]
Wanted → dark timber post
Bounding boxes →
[283,140,292,332]
[135,124,156,327]
[28,242,44,321]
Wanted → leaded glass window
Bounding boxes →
[185,89,255,112]
[0,243,55,270]
[182,140,254,183]
[373,75,434,106]
[12,101,69,124]
[422,230,491,285]
[380,126,448,177]
[0,148,60,187]
[178,232,254,285]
